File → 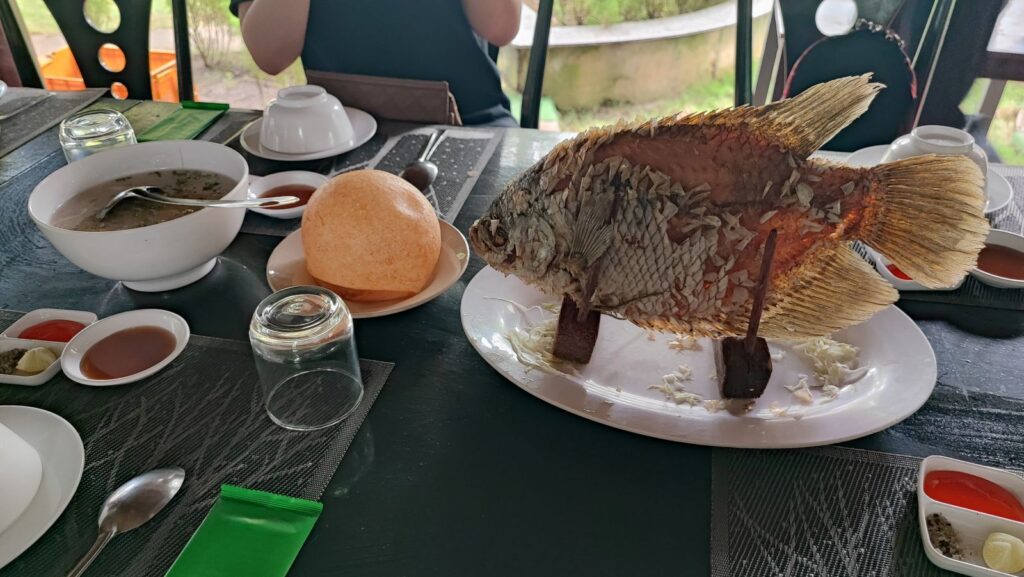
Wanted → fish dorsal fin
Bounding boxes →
[753,75,883,157]
[668,75,883,158]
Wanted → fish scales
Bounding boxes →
[470,75,988,339]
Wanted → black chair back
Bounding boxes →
[0,0,193,101]
[519,0,553,129]
[43,0,153,99]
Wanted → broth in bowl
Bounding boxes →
[52,169,236,232]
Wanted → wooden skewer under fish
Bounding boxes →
[716,229,777,400]
[469,75,988,352]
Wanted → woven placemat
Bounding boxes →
[0,310,394,577]
[710,446,939,577]
[0,88,106,158]
[711,381,1024,577]
[239,126,501,237]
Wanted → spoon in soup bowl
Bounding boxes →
[95,186,300,220]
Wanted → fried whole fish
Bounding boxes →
[469,76,988,338]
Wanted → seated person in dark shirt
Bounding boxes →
[232,0,521,126]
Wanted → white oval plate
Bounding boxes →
[460,266,938,449]
[266,221,470,319]
[61,309,190,386]
[0,405,84,570]
[240,108,377,162]
[845,144,1012,214]
[247,172,329,219]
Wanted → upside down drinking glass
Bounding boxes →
[249,286,363,431]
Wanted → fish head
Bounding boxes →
[470,166,568,287]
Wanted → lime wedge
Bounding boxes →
[983,532,1024,573]
[15,347,56,374]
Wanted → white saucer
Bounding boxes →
[240,108,377,162]
[266,221,470,319]
[0,406,84,570]
[844,144,1013,214]
[61,309,190,387]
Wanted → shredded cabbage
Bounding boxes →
[792,337,861,387]
[503,316,578,374]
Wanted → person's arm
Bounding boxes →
[236,0,310,75]
[462,0,522,46]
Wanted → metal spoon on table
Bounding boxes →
[65,467,185,577]
[400,129,445,191]
[95,186,300,220]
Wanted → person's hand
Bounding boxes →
[462,0,522,46]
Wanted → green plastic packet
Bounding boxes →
[137,101,229,142]
[165,485,323,577]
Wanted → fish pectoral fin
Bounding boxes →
[570,192,616,265]
[570,190,620,314]
[751,75,882,158]
[759,243,897,338]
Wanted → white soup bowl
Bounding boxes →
[28,140,249,292]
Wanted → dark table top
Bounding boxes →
[2,99,1024,576]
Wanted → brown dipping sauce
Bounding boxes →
[259,185,316,210]
[977,244,1024,281]
[81,326,177,380]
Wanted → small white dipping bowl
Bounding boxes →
[970,229,1024,289]
[0,338,65,386]
[0,308,97,340]
[248,171,329,220]
[260,85,354,154]
[28,140,249,292]
[61,309,190,387]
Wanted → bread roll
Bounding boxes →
[302,170,441,302]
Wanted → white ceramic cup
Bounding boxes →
[260,85,354,154]
[0,420,43,535]
[881,125,988,189]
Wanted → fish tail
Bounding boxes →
[861,155,988,288]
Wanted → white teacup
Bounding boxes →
[0,420,42,535]
[881,125,988,189]
[260,85,354,155]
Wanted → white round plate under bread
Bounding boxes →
[461,266,937,449]
[266,221,470,319]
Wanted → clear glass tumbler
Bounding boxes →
[59,108,136,163]
[249,286,364,431]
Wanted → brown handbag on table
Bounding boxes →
[305,70,463,126]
